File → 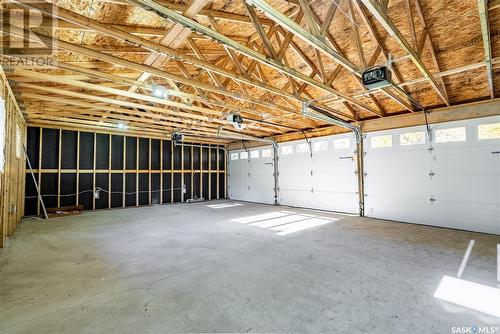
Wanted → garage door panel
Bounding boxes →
[365,174,431,197]
[228,148,275,204]
[365,152,430,174]
[366,197,433,223]
[311,192,358,213]
[228,160,243,199]
[431,174,499,203]
[432,147,499,174]
[365,116,500,235]
[431,201,500,234]
[277,135,359,214]
[280,189,311,208]
[313,174,357,192]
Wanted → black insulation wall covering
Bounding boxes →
[61,130,77,169]
[41,129,59,169]
[95,173,109,209]
[151,173,160,204]
[96,134,110,170]
[24,127,226,215]
[126,137,137,170]
[26,127,39,169]
[60,173,77,207]
[79,132,94,170]
[111,173,123,208]
[111,135,124,170]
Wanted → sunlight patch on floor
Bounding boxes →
[207,203,244,209]
[231,211,338,235]
[434,275,500,318]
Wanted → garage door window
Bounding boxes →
[400,131,426,145]
[296,143,309,153]
[333,138,350,150]
[250,150,259,159]
[435,127,466,143]
[262,148,272,157]
[281,145,293,155]
[240,151,248,159]
[478,122,500,140]
[230,152,239,160]
[313,141,328,151]
[371,135,392,148]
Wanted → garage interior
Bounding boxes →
[0,0,499,332]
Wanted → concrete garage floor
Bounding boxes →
[0,200,499,333]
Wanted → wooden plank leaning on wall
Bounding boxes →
[0,66,27,249]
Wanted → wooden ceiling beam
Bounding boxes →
[319,1,339,36]
[127,0,374,117]
[490,0,500,10]
[5,24,298,118]
[22,95,224,133]
[12,68,235,120]
[477,0,495,98]
[414,0,450,103]
[348,0,366,67]
[19,84,219,124]
[247,0,360,74]
[246,1,387,118]
[123,0,211,100]
[5,13,250,42]
[360,0,450,106]
[21,90,274,137]
[28,108,201,134]
[243,1,278,59]
[11,2,302,108]
[298,0,321,37]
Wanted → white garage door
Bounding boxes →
[279,134,359,214]
[227,146,275,204]
[364,116,500,235]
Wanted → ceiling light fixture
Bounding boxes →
[152,85,168,99]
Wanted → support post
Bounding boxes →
[302,101,363,215]
[355,131,365,217]
[271,142,279,206]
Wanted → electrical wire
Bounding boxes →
[301,130,313,157]
[390,80,432,140]
[25,186,185,199]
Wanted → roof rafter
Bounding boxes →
[127,0,375,116]
[477,0,495,98]
[360,0,450,106]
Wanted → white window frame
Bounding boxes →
[333,137,350,150]
[250,150,260,159]
[371,134,392,148]
[296,142,309,154]
[261,148,272,158]
[435,127,467,143]
[240,151,248,160]
[313,140,328,152]
[230,152,239,160]
[400,131,426,146]
[477,122,500,140]
[281,145,293,155]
